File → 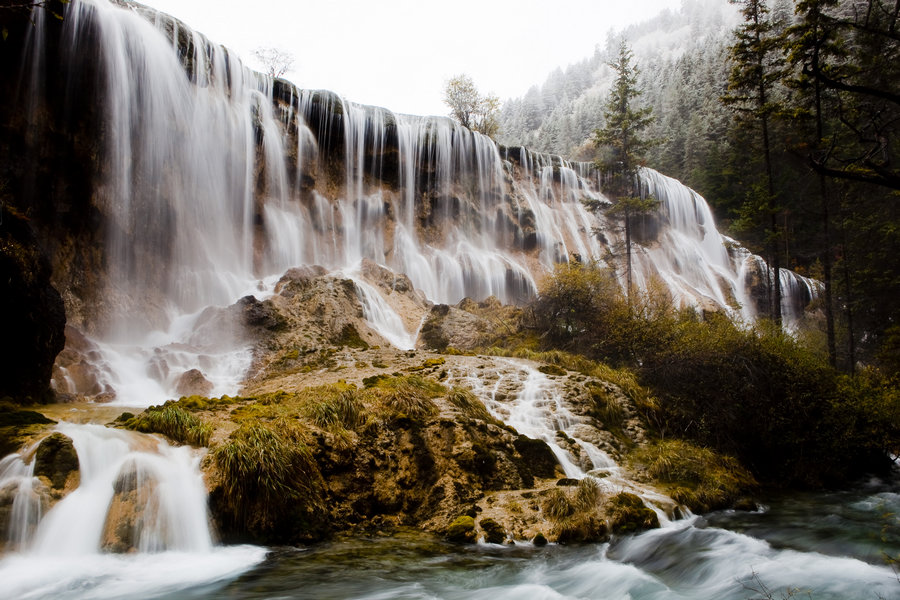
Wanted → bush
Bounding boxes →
[125,403,211,447]
[541,480,608,543]
[532,261,900,487]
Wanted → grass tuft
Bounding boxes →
[629,439,756,512]
[125,403,212,446]
[448,387,493,421]
[212,419,323,534]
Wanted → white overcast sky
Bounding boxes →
[140,0,684,117]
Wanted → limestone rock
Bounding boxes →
[33,433,80,491]
[174,369,213,397]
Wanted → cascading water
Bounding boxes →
[14,0,817,407]
[452,358,675,521]
[0,424,265,599]
[446,358,899,599]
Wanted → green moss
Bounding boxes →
[538,364,567,376]
[363,374,391,388]
[173,394,233,412]
[0,402,55,427]
[371,360,389,369]
[336,324,369,349]
[444,346,476,356]
[124,402,212,447]
[446,515,476,543]
[479,518,506,544]
[607,491,659,534]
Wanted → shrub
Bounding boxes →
[125,403,212,447]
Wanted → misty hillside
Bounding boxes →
[498,0,742,169]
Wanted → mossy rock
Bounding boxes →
[538,364,567,376]
[33,433,80,490]
[335,324,369,350]
[513,435,559,479]
[479,517,505,544]
[607,492,659,534]
[532,532,548,547]
[446,515,476,543]
[0,403,55,456]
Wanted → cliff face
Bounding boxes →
[0,0,816,404]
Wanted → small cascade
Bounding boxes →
[0,424,265,599]
[1,423,211,554]
[347,274,418,351]
[454,359,674,518]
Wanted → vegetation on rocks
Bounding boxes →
[629,440,756,513]
[541,479,611,543]
[531,261,900,488]
[606,492,659,535]
[0,400,55,456]
[211,419,325,542]
[123,403,212,447]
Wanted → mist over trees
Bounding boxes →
[499,0,900,377]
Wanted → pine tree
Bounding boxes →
[722,0,787,325]
[784,0,845,366]
[593,40,656,301]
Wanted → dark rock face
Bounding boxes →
[33,432,80,490]
[0,208,66,402]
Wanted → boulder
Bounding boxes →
[174,369,213,397]
[33,433,80,491]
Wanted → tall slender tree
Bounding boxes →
[722,0,786,325]
[784,0,845,366]
[593,40,656,301]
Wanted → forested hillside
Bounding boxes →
[499,0,900,374]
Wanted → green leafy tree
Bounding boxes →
[443,74,500,138]
[722,0,787,325]
[593,40,656,301]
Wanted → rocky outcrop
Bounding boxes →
[0,207,66,403]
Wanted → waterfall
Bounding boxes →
[13,0,816,407]
[0,424,265,599]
